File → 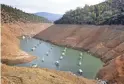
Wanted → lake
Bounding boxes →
[17,36,103,79]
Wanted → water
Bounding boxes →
[17,37,103,79]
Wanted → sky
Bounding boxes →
[0,0,104,14]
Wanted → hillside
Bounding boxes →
[2,64,96,84]
[55,0,124,25]
[1,4,51,23]
[35,12,62,22]
[34,24,124,84]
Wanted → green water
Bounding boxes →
[17,37,103,79]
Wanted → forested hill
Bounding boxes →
[55,0,124,25]
[1,4,51,23]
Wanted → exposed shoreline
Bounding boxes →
[34,24,124,84]
[1,55,37,65]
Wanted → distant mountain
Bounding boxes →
[34,12,63,22]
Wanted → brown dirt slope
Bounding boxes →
[97,54,124,84]
[34,24,124,84]
[2,64,96,84]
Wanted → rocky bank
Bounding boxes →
[34,24,124,84]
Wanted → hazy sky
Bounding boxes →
[0,0,104,14]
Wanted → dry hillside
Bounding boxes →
[2,64,96,84]
[34,24,124,84]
